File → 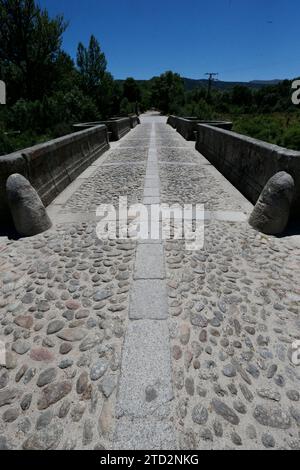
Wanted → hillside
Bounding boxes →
[182,77,283,91]
[117,77,284,92]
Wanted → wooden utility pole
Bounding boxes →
[205,73,218,100]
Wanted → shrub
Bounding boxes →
[0,130,51,156]
[283,126,300,150]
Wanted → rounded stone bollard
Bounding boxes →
[6,174,52,237]
[249,171,295,235]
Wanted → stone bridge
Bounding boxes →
[0,112,299,450]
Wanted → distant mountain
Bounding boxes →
[250,79,282,85]
[117,77,285,91]
[182,77,284,91]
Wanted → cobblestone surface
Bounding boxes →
[160,164,248,211]
[0,113,299,450]
[63,164,146,213]
[167,224,300,450]
[105,149,148,164]
[0,225,136,449]
[156,137,190,148]
[158,148,201,164]
[119,140,150,149]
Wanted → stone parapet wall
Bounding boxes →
[74,117,132,141]
[101,117,131,140]
[196,124,300,218]
[166,115,177,128]
[0,125,109,223]
[176,117,233,141]
[129,115,140,128]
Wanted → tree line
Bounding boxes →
[150,73,300,150]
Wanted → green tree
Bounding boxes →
[120,97,135,116]
[150,71,185,114]
[52,51,78,93]
[97,71,116,119]
[123,77,141,102]
[0,0,67,103]
[77,35,107,95]
[77,35,116,118]
[123,77,141,113]
[231,85,253,107]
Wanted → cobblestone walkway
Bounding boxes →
[0,113,299,450]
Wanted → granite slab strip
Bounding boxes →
[143,187,160,198]
[129,279,168,319]
[144,180,160,189]
[116,320,173,418]
[114,120,176,450]
[114,416,176,450]
[134,244,165,279]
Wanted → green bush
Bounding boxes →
[180,99,215,120]
[7,99,44,133]
[230,113,300,150]
[283,126,300,150]
[0,131,14,155]
[0,130,51,156]
[120,98,135,116]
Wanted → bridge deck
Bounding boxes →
[0,113,299,450]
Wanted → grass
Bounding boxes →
[224,112,300,150]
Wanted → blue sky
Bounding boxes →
[39,0,299,82]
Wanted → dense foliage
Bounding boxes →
[0,0,299,154]
[149,74,300,150]
[179,80,300,150]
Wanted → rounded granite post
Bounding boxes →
[249,171,295,235]
[6,174,52,237]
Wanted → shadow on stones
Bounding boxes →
[277,218,300,238]
[0,219,21,240]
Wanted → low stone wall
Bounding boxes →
[73,122,101,132]
[167,115,177,128]
[102,117,131,140]
[74,117,131,141]
[129,115,140,128]
[196,124,300,218]
[176,117,233,141]
[0,125,109,223]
